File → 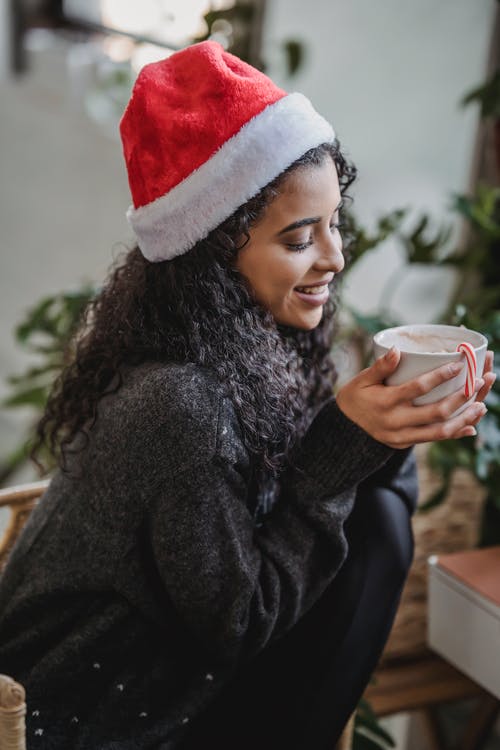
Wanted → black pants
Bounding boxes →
[181,480,415,750]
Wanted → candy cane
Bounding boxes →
[456,342,477,398]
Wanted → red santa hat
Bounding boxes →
[120,41,335,262]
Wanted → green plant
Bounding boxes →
[353,698,395,749]
[340,180,500,544]
[462,70,500,119]
[414,187,500,544]
[0,286,96,483]
[377,56,500,542]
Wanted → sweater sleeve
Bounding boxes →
[146,386,393,666]
[355,447,419,515]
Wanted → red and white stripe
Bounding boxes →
[456,342,477,398]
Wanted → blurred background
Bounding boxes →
[0,1,499,748]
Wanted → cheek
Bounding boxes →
[280,257,309,289]
[269,263,301,301]
[236,244,306,302]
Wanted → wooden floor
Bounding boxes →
[363,652,500,750]
[365,653,484,716]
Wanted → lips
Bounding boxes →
[293,285,330,307]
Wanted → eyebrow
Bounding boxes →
[277,217,321,235]
[276,199,344,236]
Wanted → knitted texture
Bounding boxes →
[0,362,396,749]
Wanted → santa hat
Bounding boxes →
[120,41,335,262]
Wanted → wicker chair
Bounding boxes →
[0,674,26,750]
[0,480,50,573]
[0,482,48,750]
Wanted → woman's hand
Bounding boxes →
[336,347,496,450]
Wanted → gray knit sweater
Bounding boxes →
[0,361,403,749]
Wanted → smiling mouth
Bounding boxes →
[294,284,329,295]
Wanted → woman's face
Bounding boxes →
[235,157,345,330]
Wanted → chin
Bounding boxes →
[272,300,325,330]
[297,320,322,331]
[277,314,323,331]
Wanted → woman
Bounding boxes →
[0,42,494,750]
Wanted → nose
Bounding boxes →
[315,231,345,274]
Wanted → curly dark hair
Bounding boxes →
[32,140,356,481]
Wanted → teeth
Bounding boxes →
[296,284,328,295]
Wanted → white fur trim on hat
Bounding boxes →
[126,93,335,262]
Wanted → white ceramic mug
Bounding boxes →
[373,324,488,415]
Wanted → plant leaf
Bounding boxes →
[401,214,452,265]
[461,71,500,119]
[2,386,49,409]
[355,698,396,747]
[418,483,450,512]
[283,39,303,75]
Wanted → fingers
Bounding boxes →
[418,401,487,443]
[398,376,484,426]
[386,350,495,406]
[337,349,494,451]
[356,347,401,386]
[475,351,496,403]
[392,361,464,403]
[476,371,497,403]
[383,401,487,449]
[482,350,494,376]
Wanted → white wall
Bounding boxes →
[0,1,496,479]
[0,0,9,79]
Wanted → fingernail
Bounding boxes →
[468,427,477,437]
[385,346,397,359]
[450,362,463,375]
[474,403,487,416]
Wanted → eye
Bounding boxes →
[286,239,313,252]
[287,242,312,253]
